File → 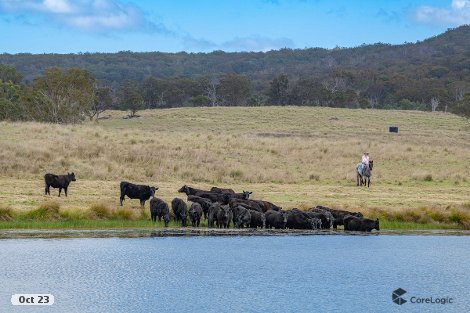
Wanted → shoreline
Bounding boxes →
[1,227,469,239]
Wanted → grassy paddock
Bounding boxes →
[0,107,469,229]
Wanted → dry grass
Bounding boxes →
[0,107,469,227]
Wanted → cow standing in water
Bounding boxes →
[120,181,157,208]
[44,172,76,197]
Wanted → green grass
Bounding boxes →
[379,220,465,230]
[0,219,462,230]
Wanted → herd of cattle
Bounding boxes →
[121,182,380,232]
[44,174,380,232]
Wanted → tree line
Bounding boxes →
[3,25,470,122]
[1,63,469,123]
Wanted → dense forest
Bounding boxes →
[1,25,470,122]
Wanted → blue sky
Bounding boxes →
[0,0,469,53]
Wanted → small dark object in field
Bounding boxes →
[389,126,398,133]
[122,114,141,119]
[44,172,76,197]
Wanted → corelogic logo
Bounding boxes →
[392,288,407,305]
[391,288,454,306]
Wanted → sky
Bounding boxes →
[0,0,469,54]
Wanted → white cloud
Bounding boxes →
[222,36,295,52]
[0,0,165,32]
[452,0,469,9]
[415,0,470,25]
[43,0,73,13]
[182,34,295,52]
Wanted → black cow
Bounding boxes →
[210,187,236,194]
[265,210,288,229]
[249,210,266,229]
[217,205,233,229]
[44,172,76,197]
[229,198,264,213]
[120,181,157,208]
[195,192,225,203]
[178,185,211,196]
[208,203,221,228]
[171,198,188,227]
[232,191,252,200]
[252,200,282,213]
[232,205,251,229]
[307,208,335,229]
[194,191,251,203]
[150,198,170,226]
[187,195,213,219]
[344,215,380,232]
[189,203,203,227]
[316,205,363,229]
[286,209,319,230]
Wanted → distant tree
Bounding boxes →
[453,94,470,120]
[0,64,23,84]
[29,67,95,123]
[247,94,267,106]
[217,74,251,106]
[431,97,440,112]
[201,76,219,106]
[267,74,289,105]
[290,77,329,106]
[0,80,23,120]
[118,80,144,117]
[191,95,210,106]
[88,86,113,121]
[142,77,165,108]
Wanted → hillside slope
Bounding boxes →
[0,107,468,212]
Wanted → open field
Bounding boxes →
[0,107,469,228]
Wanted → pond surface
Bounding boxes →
[0,235,468,313]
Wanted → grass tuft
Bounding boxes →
[88,203,112,219]
[423,174,433,182]
[111,208,137,220]
[22,201,60,220]
[0,207,14,221]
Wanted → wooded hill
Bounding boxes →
[2,25,470,113]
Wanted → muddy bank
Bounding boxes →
[1,228,469,239]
